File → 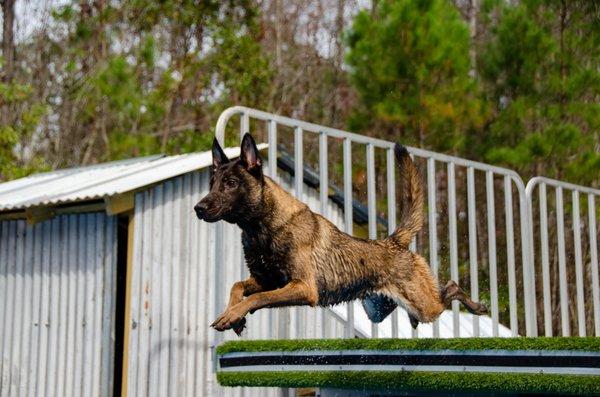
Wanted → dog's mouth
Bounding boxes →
[196,209,222,222]
[201,214,221,222]
[194,204,223,222]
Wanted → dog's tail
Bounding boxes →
[390,144,424,248]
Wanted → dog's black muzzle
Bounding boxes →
[194,200,221,222]
[194,201,208,219]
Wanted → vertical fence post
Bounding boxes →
[523,187,537,337]
[387,148,398,338]
[428,158,439,338]
[319,132,329,338]
[486,171,499,337]
[409,153,418,339]
[467,167,479,337]
[572,191,586,336]
[539,183,552,336]
[343,138,354,338]
[267,120,277,339]
[366,145,377,239]
[447,163,459,337]
[267,120,277,180]
[366,144,378,338]
[319,133,329,218]
[504,176,518,336]
[294,127,304,200]
[240,113,249,137]
[556,187,570,336]
[294,127,304,339]
[589,194,600,336]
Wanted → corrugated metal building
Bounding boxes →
[0,146,511,397]
[0,213,116,397]
[0,146,348,397]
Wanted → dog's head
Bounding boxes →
[194,133,264,223]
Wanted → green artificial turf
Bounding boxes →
[217,337,600,395]
[217,336,600,355]
[218,370,600,396]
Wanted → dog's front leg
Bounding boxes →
[226,277,263,309]
[222,277,263,335]
[211,280,317,331]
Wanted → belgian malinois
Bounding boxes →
[195,133,487,335]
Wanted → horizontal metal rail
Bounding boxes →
[217,106,529,180]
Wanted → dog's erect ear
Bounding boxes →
[212,138,229,172]
[240,133,262,175]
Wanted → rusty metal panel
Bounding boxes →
[0,213,117,397]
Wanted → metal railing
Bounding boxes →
[214,106,598,339]
[526,177,600,337]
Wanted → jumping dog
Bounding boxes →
[195,133,487,334]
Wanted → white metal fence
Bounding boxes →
[526,177,600,337]
[214,106,599,340]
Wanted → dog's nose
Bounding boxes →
[194,202,208,218]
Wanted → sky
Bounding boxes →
[7,0,371,53]
[9,0,67,42]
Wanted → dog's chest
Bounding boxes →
[242,231,291,289]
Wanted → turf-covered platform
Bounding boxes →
[217,338,600,396]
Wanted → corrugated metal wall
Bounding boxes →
[0,213,117,397]
[126,169,347,397]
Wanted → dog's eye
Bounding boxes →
[225,179,238,189]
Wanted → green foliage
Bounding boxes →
[0,65,48,181]
[478,0,600,185]
[480,6,555,97]
[40,0,272,164]
[210,26,272,109]
[343,0,598,186]
[218,371,600,395]
[346,0,487,152]
[2,0,598,191]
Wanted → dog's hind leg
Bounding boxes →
[361,294,397,323]
[380,254,445,325]
[441,280,488,315]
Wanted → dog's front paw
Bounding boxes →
[232,318,247,336]
[211,307,246,332]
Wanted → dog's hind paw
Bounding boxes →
[475,302,488,315]
[466,301,488,315]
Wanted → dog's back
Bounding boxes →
[244,145,433,310]
[247,144,484,325]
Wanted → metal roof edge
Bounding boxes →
[0,145,267,213]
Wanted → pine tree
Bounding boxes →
[479,0,600,185]
[346,0,487,153]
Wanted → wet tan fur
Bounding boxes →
[209,141,487,333]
